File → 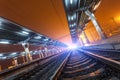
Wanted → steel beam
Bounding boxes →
[85,10,106,39]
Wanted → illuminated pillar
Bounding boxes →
[41,51,44,58]
[85,10,106,39]
[22,43,32,62]
[44,48,48,57]
[39,50,42,58]
[82,31,90,43]
[13,57,18,66]
[22,56,26,63]
[0,65,2,71]
[79,36,84,46]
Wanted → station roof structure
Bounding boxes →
[0,0,120,45]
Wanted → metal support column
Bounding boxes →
[79,36,84,46]
[22,43,32,62]
[39,50,42,58]
[82,31,90,44]
[44,48,48,57]
[85,10,106,39]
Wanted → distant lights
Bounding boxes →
[70,24,75,28]
[71,29,76,32]
[71,16,74,20]
[33,52,36,54]
[68,44,78,50]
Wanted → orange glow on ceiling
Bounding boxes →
[0,0,72,45]
[0,0,120,45]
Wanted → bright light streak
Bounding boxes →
[11,52,16,55]
[0,54,3,56]
[34,36,42,39]
[71,16,74,20]
[2,56,7,59]
[44,38,49,41]
[68,44,78,50]
[21,31,29,35]
[93,0,101,10]
[70,0,73,4]
[0,21,2,26]
[0,41,9,44]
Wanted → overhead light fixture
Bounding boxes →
[0,21,2,26]
[11,52,17,55]
[21,31,29,35]
[68,16,71,21]
[70,0,73,4]
[71,29,75,32]
[34,36,42,39]
[71,16,74,20]
[44,38,49,41]
[0,54,3,56]
[73,23,76,26]
[0,18,3,26]
[0,41,9,44]
[2,56,7,59]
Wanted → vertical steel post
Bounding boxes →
[82,31,90,43]
[85,10,106,39]
[79,36,84,46]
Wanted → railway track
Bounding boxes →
[58,50,120,80]
[1,50,120,80]
[83,49,120,61]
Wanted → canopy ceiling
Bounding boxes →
[0,0,120,45]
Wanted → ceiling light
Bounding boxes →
[68,16,71,21]
[0,21,2,26]
[11,52,17,55]
[0,41,9,44]
[2,56,7,59]
[34,36,42,39]
[71,29,75,32]
[21,31,29,35]
[44,38,49,41]
[0,54,3,56]
[73,23,76,26]
[0,18,3,26]
[71,16,74,20]
[70,0,73,4]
